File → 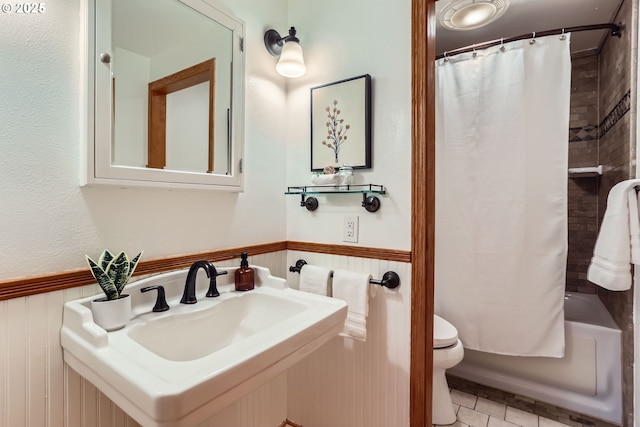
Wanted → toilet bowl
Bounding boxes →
[432,314,464,425]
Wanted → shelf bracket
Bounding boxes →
[362,194,381,212]
[300,194,318,211]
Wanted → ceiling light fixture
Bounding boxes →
[440,0,510,31]
[264,27,306,78]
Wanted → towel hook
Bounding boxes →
[529,32,536,45]
[560,29,566,41]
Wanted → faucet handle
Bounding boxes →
[141,285,170,312]
[205,267,229,297]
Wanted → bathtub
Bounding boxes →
[448,292,622,425]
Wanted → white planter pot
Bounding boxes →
[91,294,131,331]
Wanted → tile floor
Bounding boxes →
[433,389,578,427]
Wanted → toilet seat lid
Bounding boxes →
[434,314,458,349]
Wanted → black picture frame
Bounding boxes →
[310,74,371,171]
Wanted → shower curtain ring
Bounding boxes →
[443,51,449,62]
[529,32,536,45]
[500,38,505,52]
[560,29,566,41]
[472,45,477,57]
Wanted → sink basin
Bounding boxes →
[61,265,347,427]
[128,291,308,362]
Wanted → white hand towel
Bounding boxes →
[332,269,372,341]
[299,264,332,296]
[587,179,640,291]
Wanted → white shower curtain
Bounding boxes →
[435,35,571,357]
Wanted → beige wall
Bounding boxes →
[0,0,289,280]
[0,0,413,425]
[285,0,412,250]
[283,0,412,423]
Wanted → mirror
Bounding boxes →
[83,0,245,190]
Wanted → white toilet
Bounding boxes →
[432,314,464,425]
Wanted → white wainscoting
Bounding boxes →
[0,250,410,427]
[0,251,288,427]
[285,251,412,427]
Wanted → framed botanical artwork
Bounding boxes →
[310,74,371,171]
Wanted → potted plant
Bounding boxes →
[86,249,143,331]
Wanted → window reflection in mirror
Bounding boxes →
[111,0,232,175]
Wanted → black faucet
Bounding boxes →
[181,260,212,304]
[180,260,228,304]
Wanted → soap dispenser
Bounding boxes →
[234,252,255,291]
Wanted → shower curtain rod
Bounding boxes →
[436,23,622,60]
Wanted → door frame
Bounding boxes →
[410,0,436,425]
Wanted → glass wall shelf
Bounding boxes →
[285,184,385,212]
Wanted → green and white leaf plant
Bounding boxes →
[86,250,143,300]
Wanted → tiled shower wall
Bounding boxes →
[595,1,637,425]
[567,54,600,294]
[566,0,637,425]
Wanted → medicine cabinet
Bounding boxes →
[81,0,245,190]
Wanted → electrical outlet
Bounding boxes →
[343,215,359,243]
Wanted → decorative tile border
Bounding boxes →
[599,90,631,138]
[569,90,631,142]
[568,125,598,142]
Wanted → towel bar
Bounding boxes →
[288,259,400,289]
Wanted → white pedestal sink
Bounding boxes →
[61,266,347,427]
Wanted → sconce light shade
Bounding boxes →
[276,41,306,78]
[264,27,306,78]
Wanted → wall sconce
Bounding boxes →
[264,27,306,78]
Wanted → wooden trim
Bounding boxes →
[0,241,410,301]
[0,269,97,301]
[133,241,286,276]
[208,63,216,173]
[410,0,435,426]
[148,91,167,168]
[147,58,216,170]
[0,241,286,301]
[287,241,411,262]
[148,59,216,94]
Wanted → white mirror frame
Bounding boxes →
[80,0,245,191]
